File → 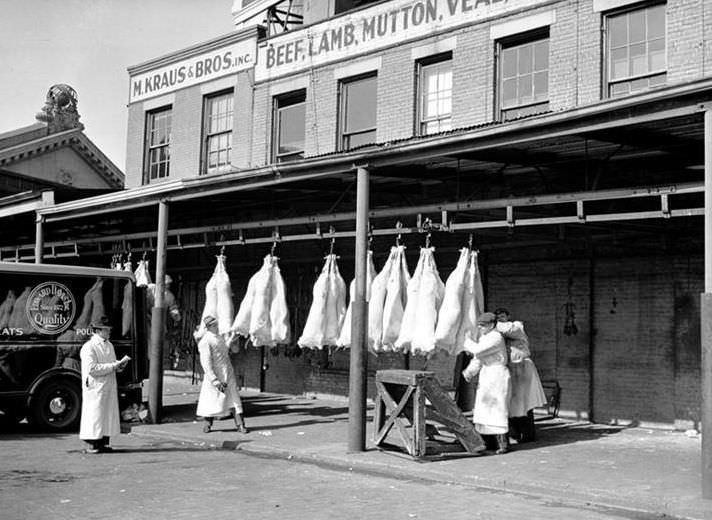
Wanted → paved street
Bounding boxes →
[0,424,664,520]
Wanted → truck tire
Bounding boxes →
[29,377,82,432]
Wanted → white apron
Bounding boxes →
[509,359,548,417]
[463,329,511,434]
[79,334,121,440]
[196,331,243,417]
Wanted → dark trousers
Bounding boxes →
[509,410,536,442]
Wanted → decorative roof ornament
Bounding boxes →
[35,84,83,133]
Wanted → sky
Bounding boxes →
[0,0,236,171]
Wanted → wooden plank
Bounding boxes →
[376,369,435,386]
[413,384,426,457]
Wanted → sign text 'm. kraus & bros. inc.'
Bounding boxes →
[255,0,548,81]
[129,38,256,103]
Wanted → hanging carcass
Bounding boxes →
[395,247,445,355]
[298,254,347,349]
[336,251,376,348]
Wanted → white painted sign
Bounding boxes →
[129,38,256,103]
[255,0,550,81]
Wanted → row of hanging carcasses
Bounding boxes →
[195,246,485,357]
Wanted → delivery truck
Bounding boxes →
[0,262,148,431]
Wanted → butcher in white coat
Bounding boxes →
[495,307,547,443]
[79,317,129,454]
[462,312,511,454]
[196,315,248,434]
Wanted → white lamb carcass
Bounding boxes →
[380,246,410,351]
[324,255,347,346]
[368,248,397,351]
[231,260,262,337]
[269,258,290,345]
[8,287,32,332]
[121,280,133,337]
[337,251,376,348]
[410,248,445,355]
[395,248,426,352]
[298,255,332,349]
[134,260,152,287]
[0,290,17,329]
[434,248,470,353]
[213,256,234,335]
[249,256,275,347]
[454,251,484,349]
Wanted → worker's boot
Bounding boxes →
[202,417,213,433]
[495,434,509,455]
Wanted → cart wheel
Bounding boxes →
[30,377,81,432]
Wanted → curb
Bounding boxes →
[128,426,696,520]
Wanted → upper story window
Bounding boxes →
[273,90,306,163]
[144,107,171,184]
[334,0,381,15]
[203,91,234,175]
[339,74,377,150]
[605,2,666,97]
[497,30,549,122]
[417,55,452,135]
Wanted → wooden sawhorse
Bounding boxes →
[373,369,485,460]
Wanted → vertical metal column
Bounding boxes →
[148,200,169,424]
[703,110,712,499]
[348,166,369,452]
[34,213,44,264]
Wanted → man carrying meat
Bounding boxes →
[462,312,511,454]
[494,307,548,443]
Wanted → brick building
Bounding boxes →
[12,0,712,430]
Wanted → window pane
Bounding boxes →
[344,76,377,134]
[502,48,517,78]
[647,5,665,39]
[347,129,376,148]
[629,42,647,76]
[609,14,627,48]
[611,47,628,79]
[649,38,665,71]
[518,75,533,104]
[628,10,645,43]
[518,44,532,74]
[502,78,517,108]
[278,102,306,156]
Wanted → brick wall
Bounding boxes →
[667,0,706,85]
[305,69,338,157]
[377,48,414,143]
[232,70,255,169]
[171,87,202,178]
[125,105,144,188]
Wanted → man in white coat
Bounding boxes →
[495,307,548,443]
[196,315,247,434]
[79,317,129,454]
[462,312,511,454]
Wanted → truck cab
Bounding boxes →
[0,262,148,431]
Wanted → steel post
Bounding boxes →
[703,110,712,499]
[148,200,169,424]
[34,213,44,264]
[348,166,369,452]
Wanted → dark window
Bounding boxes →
[203,91,233,175]
[497,31,549,121]
[417,55,452,135]
[273,90,306,163]
[339,74,377,150]
[144,107,171,184]
[605,3,666,97]
[334,0,381,15]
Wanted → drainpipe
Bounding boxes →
[348,166,369,452]
[35,213,44,264]
[702,110,712,499]
[148,199,169,424]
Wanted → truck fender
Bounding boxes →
[26,368,81,404]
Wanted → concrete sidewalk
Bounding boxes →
[129,375,712,520]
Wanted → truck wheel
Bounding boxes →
[30,377,82,432]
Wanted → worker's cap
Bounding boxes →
[476,312,497,325]
[91,316,113,329]
[203,315,218,327]
[494,307,510,316]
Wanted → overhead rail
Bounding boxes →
[3,181,704,262]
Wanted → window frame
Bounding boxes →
[272,89,307,163]
[201,90,234,176]
[495,28,550,122]
[338,72,378,151]
[416,52,453,136]
[602,1,667,98]
[143,106,172,185]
